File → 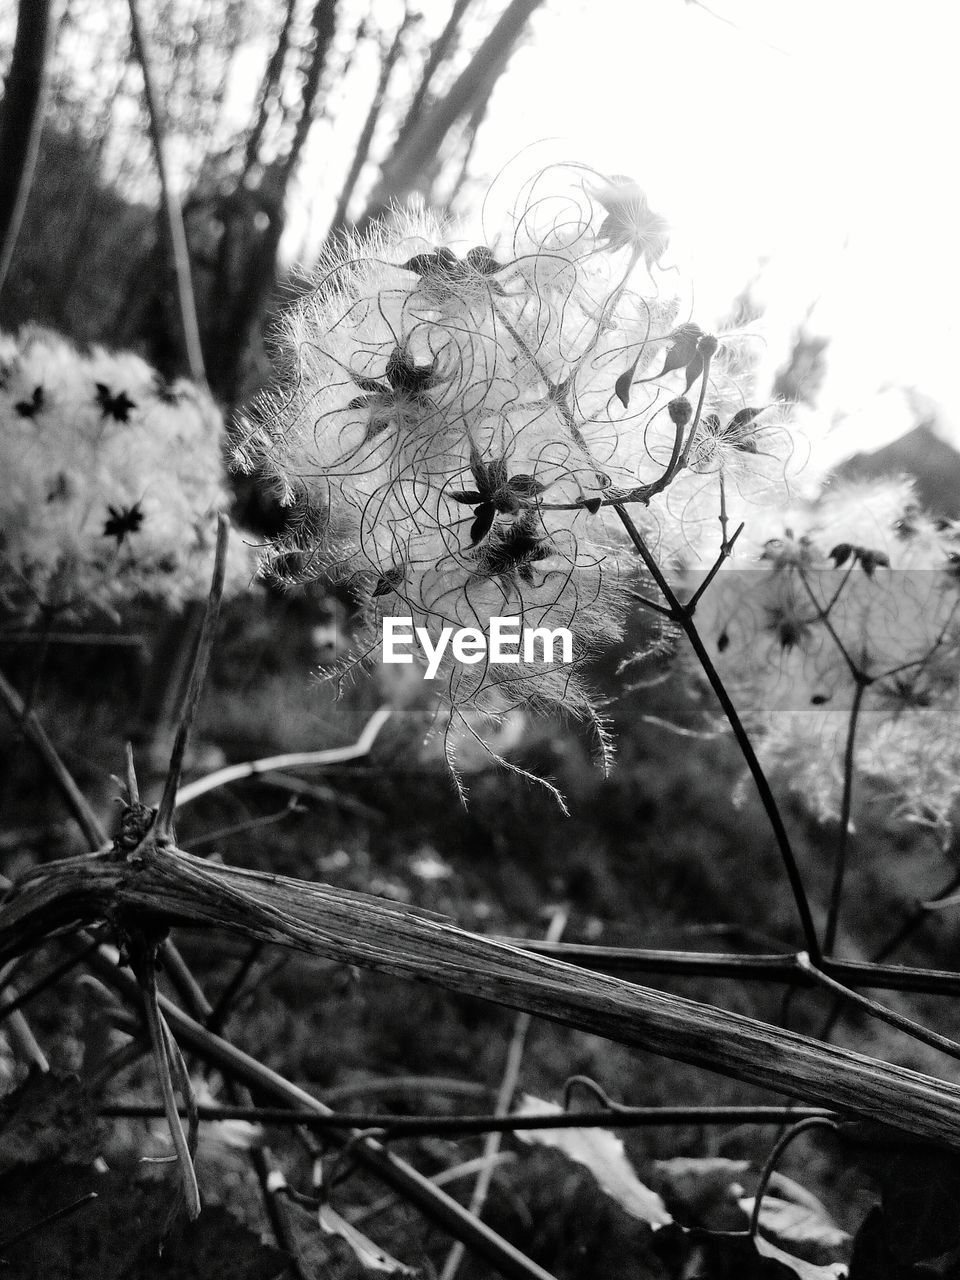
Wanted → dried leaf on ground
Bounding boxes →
[513,1095,672,1227]
[274,1188,417,1277]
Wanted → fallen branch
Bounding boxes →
[7,843,960,1147]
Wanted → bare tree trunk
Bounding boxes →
[210,0,338,404]
[241,0,298,185]
[360,0,543,227]
[328,8,417,237]
[391,0,474,158]
[128,0,207,386]
[0,0,56,305]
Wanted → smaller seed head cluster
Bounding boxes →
[0,327,252,622]
[700,477,960,830]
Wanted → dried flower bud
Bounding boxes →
[668,398,693,428]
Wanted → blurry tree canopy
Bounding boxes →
[0,0,546,403]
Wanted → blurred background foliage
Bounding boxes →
[0,0,546,405]
[5,4,960,1274]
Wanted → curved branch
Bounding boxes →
[174,704,392,808]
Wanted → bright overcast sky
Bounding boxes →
[466,0,960,465]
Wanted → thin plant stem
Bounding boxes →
[505,939,960,997]
[174,705,392,808]
[350,1154,518,1230]
[205,941,264,1035]
[686,522,745,613]
[87,1034,150,1094]
[626,589,675,619]
[124,742,139,805]
[818,862,960,1043]
[611,503,822,962]
[797,568,860,678]
[93,983,562,1280]
[135,943,201,1219]
[440,907,567,1280]
[19,610,53,722]
[0,0,56,301]
[5,1005,48,1072]
[159,941,214,1023]
[160,1012,199,1162]
[97,1102,838,1134]
[0,939,99,1023]
[677,343,716,470]
[0,1192,99,1254]
[797,952,960,1067]
[878,864,960,962]
[0,667,108,849]
[181,800,303,851]
[154,514,229,841]
[748,1116,838,1243]
[0,632,146,648]
[823,677,868,954]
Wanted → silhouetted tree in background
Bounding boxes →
[0,0,546,404]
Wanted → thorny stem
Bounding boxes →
[154,515,229,842]
[612,503,822,963]
[823,677,869,954]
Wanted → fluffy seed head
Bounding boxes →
[0,327,252,622]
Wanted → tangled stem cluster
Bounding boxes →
[0,328,251,624]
